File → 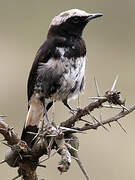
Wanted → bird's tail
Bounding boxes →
[21,94,44,147]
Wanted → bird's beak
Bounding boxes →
[86,13,103,21]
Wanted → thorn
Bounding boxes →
[116,120,127,134]
[90,114,109,132]
[46,134,57,137]
[60,126,85,133]
[46,137,54,157]
[66,143,78,152]
[26,131,38,135]
[108,123,111,127]
[102,104,123,109]
[41,119,45,134]
[51,100,55,123]
[18,153,23,160]
[79,119,93,125]
[63,130,86,134]
[120,105,129,112]
[71,155,79,161]
[89,96,106,100]
[94,76,100,97]
[9,127,14,131]
[44,103,50,123]
[39,157,49,164]
[8,129,12,137]
[12,174,21,180]
[48,137,54,147]
[31,132,40,143]
[75,155,90,180]
[0,160,6,164]
[12,157,19,168]
[2,142,12,148]
[37,164,46,168]
[111,75,119,91]
[8,127,14,137]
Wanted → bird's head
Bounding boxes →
[47,9,103,39]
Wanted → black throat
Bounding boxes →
[47,27,86,59]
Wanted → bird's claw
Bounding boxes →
[69,108,80,115]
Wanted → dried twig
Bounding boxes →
[75,105,135,131]
[0,117,19,145]
[0,77,135,180]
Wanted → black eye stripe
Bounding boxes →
[72,17,80,23]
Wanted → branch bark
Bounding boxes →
[74,104,135,131]
[60,97,107,128]
[0,90,134,180]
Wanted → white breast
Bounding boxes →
[52,47,86,101]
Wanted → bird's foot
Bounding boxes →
[69,107,80,115]
[63,99,80,115]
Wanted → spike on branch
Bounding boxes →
[0,77,135,180]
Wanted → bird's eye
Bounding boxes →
[72,17,80,24]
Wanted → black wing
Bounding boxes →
[22,40,53,147]
[27,36,69,102]
[27,40,52,102]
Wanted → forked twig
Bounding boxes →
[0,77,135,180]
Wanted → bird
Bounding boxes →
[21,9,103,147]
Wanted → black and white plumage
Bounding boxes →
[21,9,103,147]
[36,48,86,105]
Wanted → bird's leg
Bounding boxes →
[63,99,78,114]
[33,99,51,144]
[42,99,50,123]
[46,101,53,111]
[77,93,80,109]
[51,100,55,123]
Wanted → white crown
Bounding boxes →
[50,9,90,26]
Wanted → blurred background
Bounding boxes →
[0,0,135,179]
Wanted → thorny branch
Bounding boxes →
[0,77,135,180]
